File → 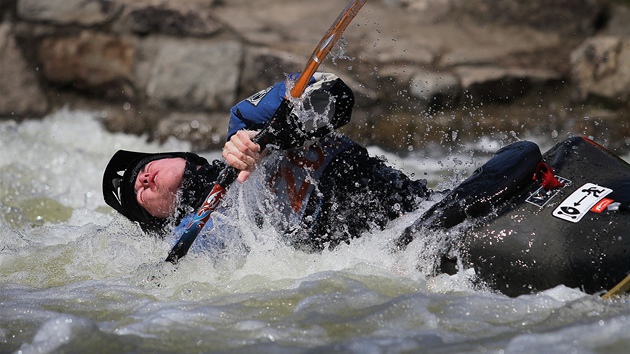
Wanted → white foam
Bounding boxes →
[17,315,95,354]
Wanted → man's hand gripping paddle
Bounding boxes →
[165,0,367,263]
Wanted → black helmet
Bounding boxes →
[102,150,221,234]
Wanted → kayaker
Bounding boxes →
[103,73,431,252]
[107,72,607,298]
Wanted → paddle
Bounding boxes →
[165,0,367,263]
[602,274,630,299]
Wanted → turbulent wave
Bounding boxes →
[1,110,629,353]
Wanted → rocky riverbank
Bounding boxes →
[1,0,630,152]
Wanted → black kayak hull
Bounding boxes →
[463,137,630,296]
[400,137,630,297]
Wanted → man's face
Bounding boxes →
[134,157,187,218]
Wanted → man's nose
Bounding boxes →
[140,173,150,186]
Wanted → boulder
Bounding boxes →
[156,112,229,150]
[38,31,135,99]
[570,36,630,107]
[17,0,122,26]
[124,2,222,37]
[454,66,562,102]
[409,71,460,109]
[448,0,606,35]
[238,47,303,100]
[146,40,242,111]
[0,23,48,117]
[2,0,627,150]
[602,4,630,37]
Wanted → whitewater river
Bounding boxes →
[1,110,630,353]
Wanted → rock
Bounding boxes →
[38,31,135,99]
[602,4,630,37]
[238,47,303,99]
[410,71,460,109]
[146,40,242,111]
[448,0,606,35]
[383,0,452,23]
[3,0,628,150]
[156,112,229,150]
[454,66,562,102]
[17,0,123,26]
[0,23,48,117]
[124,2,222,37]
[439,24,561,68]
[570,36,630,107]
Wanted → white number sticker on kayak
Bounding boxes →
[552,183,612,223]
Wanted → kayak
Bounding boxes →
[399,137,630,297]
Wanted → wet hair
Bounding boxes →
[102,150,224,234]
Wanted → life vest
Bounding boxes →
[265,135,355,227]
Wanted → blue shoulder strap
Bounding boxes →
[228,73,306,139]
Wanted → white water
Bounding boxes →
[1,110,630,353]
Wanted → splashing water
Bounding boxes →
[1,110,629,353]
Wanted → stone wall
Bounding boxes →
[1,0,629,151]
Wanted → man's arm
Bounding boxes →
[223,73,355,182]
[227,73,354,142]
